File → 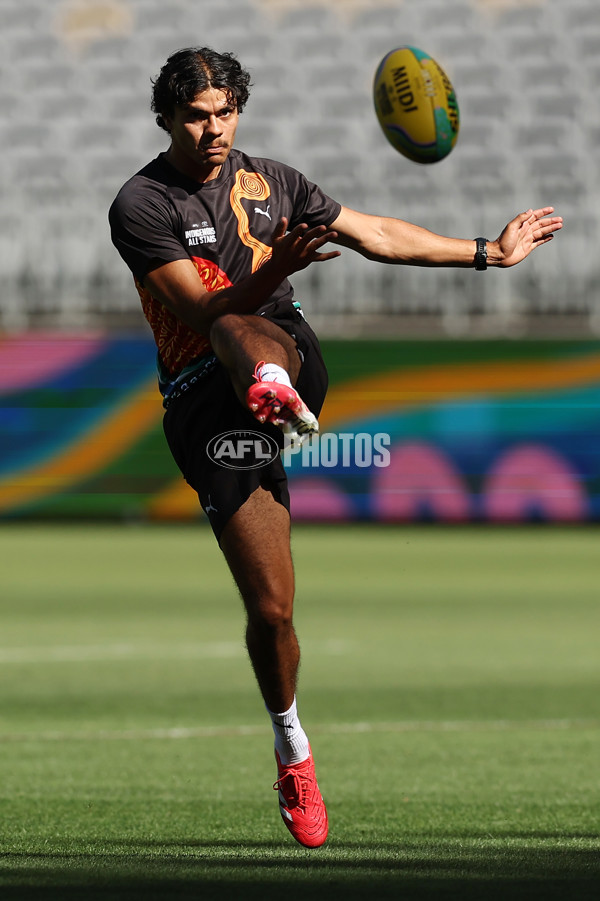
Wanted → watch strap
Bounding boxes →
[474,237,488,271]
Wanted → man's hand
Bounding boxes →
[269,217,341,276]
[490,207,563,268]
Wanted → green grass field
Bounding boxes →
[1,523,598,900]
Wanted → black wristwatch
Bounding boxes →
[474,237,488,271]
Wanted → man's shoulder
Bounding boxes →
[114,156,171,200]
[109,155,177,223]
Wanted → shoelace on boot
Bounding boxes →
[273,761,312,811]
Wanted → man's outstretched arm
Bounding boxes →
[329,205,563,268]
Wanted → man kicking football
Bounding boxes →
[109,46,562,848]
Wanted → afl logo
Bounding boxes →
[207,430,280,470]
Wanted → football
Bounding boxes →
[373,45,460,164]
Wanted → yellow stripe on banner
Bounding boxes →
[0,380,162,514]
[320,354,600,428]
[147,476,203,521]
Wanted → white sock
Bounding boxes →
[257,363,293,389]
[267,696,310,765]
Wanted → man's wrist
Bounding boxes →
[252,255,288,290]
[474,238,504,268]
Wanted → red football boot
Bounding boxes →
[246,362,318,447]
[273,747,328,848]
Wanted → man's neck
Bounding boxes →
[164,146,222,184]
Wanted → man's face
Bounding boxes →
[165,88,239,181]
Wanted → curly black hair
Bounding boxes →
[151,47,252,132]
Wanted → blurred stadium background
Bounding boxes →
[1,0,599,522]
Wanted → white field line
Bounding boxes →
[0,638,351,664]
[0,719,598,745]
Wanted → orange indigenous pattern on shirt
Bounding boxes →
[229,169,273,273]
[135,257,233,376]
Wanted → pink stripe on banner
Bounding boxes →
[0,333,106,395]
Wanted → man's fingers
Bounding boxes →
[314,249,342,262]
[534,222,562,242]
[307,229,339,250]
[527,216,563,241]
[273,221,340,270]
[517,207,558,227]
[522,209,563,232]
[531,206,555,219]
[295,225,338,249]
[271,217,289,241]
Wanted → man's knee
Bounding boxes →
[244,584,294,631]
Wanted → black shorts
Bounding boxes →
[162,299,328,542]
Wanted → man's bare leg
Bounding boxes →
[220,485,298,713]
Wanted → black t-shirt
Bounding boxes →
[109,149,341,394]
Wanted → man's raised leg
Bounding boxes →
[209,313,319,444]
